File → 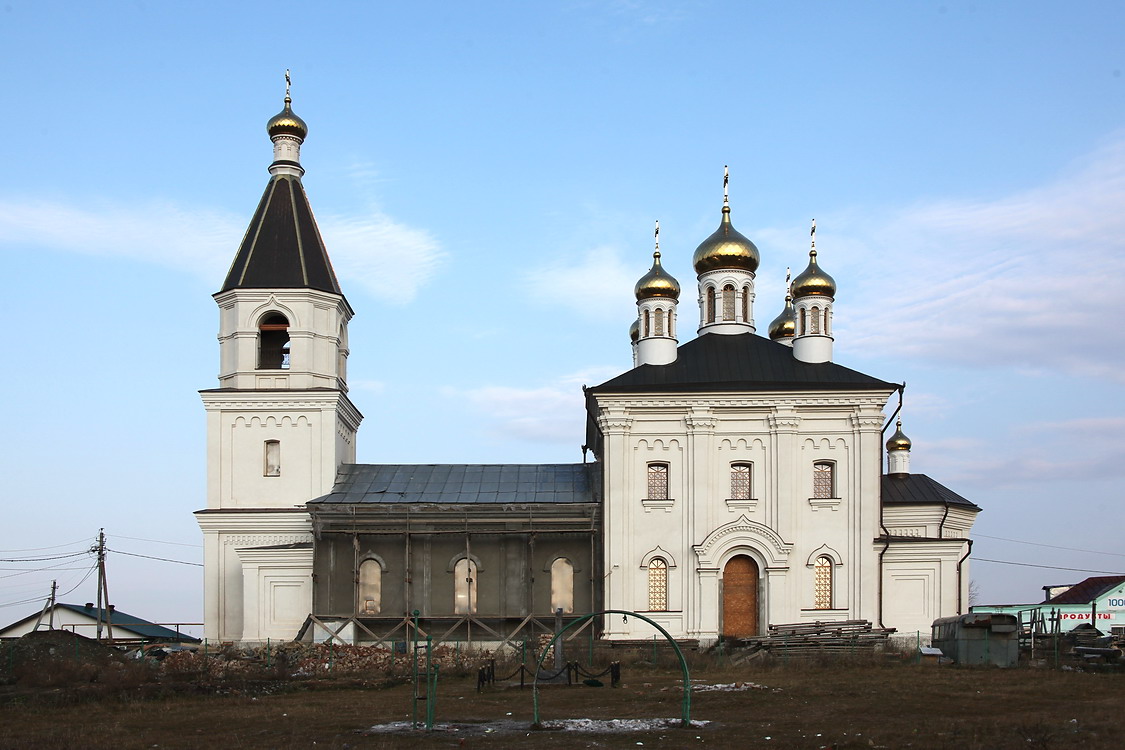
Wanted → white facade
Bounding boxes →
[196,95,977,646]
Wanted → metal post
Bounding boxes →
[554,608,564,671]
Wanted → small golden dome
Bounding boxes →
[692,206,760,274]
[634,251,681,300]
[768,294,796,340]
[791,249,836,298]
[629,319,640,342]
[886,419,912,452]
[267,95,308,140]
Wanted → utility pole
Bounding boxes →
[92,529,114,643]
[32,580,57,632]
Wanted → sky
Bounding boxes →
[2,1,1123,635]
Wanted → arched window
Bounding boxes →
[550,558,574,614]
[647,463,669,500]
[647,558,668,611]
[643,309,650,337]
[813,462,835,499]
[654,308,664,336]
[668,309,674,338]
[258,313,290,370]
[799,307,806,335]
[742,286,750,322]
[706,287,716,323]
[358,559,382,614]
[730,463,751,500]
[454,558,477,614]
[264,440,281,477]
[811,305,821,334]
[823,308,830,335]
[814,556,833,609]
[722,284,736,321]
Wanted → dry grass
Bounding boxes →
[1,647,1120,749]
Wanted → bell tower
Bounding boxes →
[196,78,362,644]
[202,83,362,511]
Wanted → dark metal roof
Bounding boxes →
[1046,576,1125,605]
[55,604,199,642]
[309,463,601,505]
[220,174,342,294]
[881,473,980,511]
[588,333,897,394]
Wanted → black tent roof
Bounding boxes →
[220,174,342,294]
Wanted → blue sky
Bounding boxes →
[2,1,1123,633]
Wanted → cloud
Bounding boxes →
[0,196,445,305]
[451,366,622,444]
[809,135,1125,382]
[523,245,639,321]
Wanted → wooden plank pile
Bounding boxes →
[738,620,896,656]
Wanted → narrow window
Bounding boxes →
[647,463,669,500]
[654,308,664,336]
[814,556,833,609]
[643,309,651,337]
[668,309,674,338]
[742,286,749,322]
[799,307,807,335]
[358,559,382,614]
[823,308,830,335]
[550,558,574,614]
[730,463,751,500]
[648,558,668,611]
[811,305,821,334]
[264,440,281,477]
[454,558,477,614]
[813,462,834,499]
[722,284,736,321]
[706,287,716,323]
[258,313,290,370]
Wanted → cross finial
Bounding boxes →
[810,218,817,254]
[785,266,792,298]
[654,220,660,252]
[723,165,729,206]
[284,69,292,102]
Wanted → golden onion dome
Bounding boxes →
[768,294,796,341]
[634,251,681,300]
[629,319,640,342]
[267,95,308,140]
[886,419,912,452]
[692,206,760,274]
[791,249,836,298]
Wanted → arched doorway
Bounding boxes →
[722,555,759,637]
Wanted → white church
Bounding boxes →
[196,91,980,647]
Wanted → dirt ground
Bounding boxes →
[1,655,1121,750]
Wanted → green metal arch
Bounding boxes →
[531,610,692,727]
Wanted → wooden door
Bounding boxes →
[722,555,759,637]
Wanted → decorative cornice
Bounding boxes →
[597,414,633,433]
[693,514,792,567]
[684,415,717,432]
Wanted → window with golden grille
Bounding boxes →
[730,463,752,500]
[648,558,668,611]
[647,463,669,500]
[814,556,833,609]
[813,461,834,499]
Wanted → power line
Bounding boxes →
[108,549,203,567]
[974,558,1125,575]
[0,552,92,563]
[975,533,1125,559]
[0,538,94,554]
[109,533,202,549]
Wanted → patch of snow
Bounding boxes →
[541,718,710,732]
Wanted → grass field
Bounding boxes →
[1,650,1121,750]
